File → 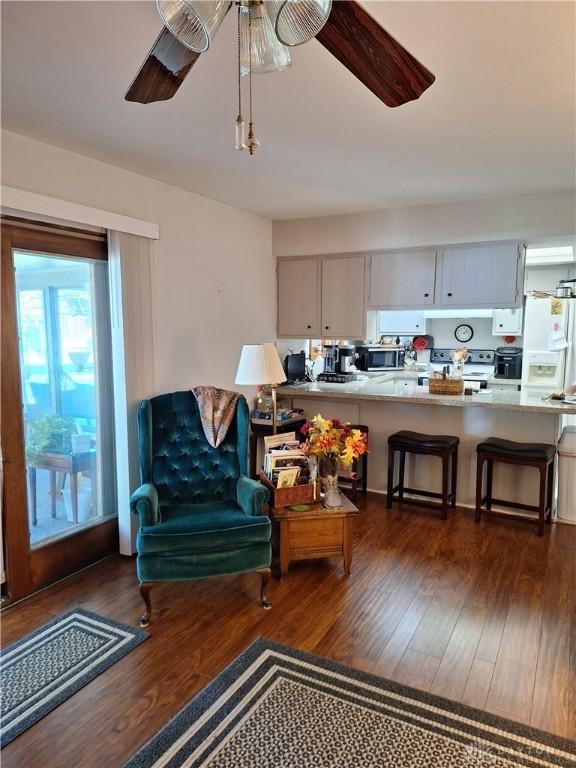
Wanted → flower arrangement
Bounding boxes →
[300,415,368,469]
[451,346,470,375]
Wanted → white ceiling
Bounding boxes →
[1,1,575,220]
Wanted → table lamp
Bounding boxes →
[235,344,287,434]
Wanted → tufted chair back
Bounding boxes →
[137,391,249,506]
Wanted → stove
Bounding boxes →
[419,348,495,389]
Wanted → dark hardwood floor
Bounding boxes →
[2,494,575,766]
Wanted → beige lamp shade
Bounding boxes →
[235,344,287,385]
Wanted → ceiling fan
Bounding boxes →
[126,1,435,154]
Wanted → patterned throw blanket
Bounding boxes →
[192,386,240,448]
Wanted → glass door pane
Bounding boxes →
[14,250,116,548]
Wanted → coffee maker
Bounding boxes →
[495,347,523,379]
[336,344,356,373]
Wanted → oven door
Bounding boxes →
[368,349,400,369]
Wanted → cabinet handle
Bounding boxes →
[307,325,312,329]
[447,292,453,297]
[499,323,503,328]
[424,292,429,298]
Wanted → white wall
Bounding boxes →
[273,190,576,257]
[1,130,275,395]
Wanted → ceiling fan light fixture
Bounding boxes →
[239,3,291,76]
[156,0,231,52]
[265,0,332,46]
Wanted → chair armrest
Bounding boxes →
[130,483,159,527]
[236,475,269,517]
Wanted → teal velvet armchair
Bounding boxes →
[130,391,271,626]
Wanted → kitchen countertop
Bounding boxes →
[280,373,576,415]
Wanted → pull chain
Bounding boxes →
[246,3,260,155]
[234,4,246,151]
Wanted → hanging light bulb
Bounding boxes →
[239,2,291,75]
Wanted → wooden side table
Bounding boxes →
[269,494,358,578]
[28,450,97,526]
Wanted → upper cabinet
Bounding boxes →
[321,256,365,339]
[277,258,320,337]
[438,242,524,308]
[277,255,365,338]
[368,250,436,309]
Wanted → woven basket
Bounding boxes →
[428,378,464,396]
[259,473,317,508]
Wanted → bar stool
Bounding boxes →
[387,430,459,519]
[475,438,555,536]
[338,424,369,500]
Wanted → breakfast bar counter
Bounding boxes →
[279,374,575,512]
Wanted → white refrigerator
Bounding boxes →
[521,296,576,401]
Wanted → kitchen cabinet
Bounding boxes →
[368,250,436,309]
[438,242,524,308]
[321,256,365,338]
[377,310,427,335]
[277,258,320,337]
[492,308,523,336]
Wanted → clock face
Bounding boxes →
[455,323,474,343]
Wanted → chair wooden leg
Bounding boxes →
[475,454,484,523]
[485,460,493,511]
[451,447,458,510]
[546,460,554,522]
[398,451,406,501]
[538,463,547,537]
[139,582,156,628]
[441,450,449,520]
[386,447,395,509]
[362,454,368,494]
[257,568,272,609]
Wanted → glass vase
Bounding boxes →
[319,455,342,509]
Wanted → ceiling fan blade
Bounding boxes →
[125,28,200,104]
[316,1,435,108]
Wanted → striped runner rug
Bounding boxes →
[125,637,575,767]
[1,608,147,746]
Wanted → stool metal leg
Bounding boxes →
[451,447,458,510]
[475,454,485,523]
[386,447,395,509]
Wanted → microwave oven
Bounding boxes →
[355,346,405,371]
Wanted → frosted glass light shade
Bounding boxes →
[239,4,291,76]
[157,0,231,52]
[235,344,287,385]
[265,0,332,46]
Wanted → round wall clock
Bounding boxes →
[454,323,474,343]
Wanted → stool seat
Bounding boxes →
[390,430,460,450]
[477,438,555,461]
[387,430,459,518]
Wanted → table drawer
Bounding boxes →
[289,518,343,550]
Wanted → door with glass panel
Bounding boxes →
[1,219,118,601]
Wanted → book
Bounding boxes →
[275,468,299,488]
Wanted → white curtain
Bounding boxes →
[108,231,156,555]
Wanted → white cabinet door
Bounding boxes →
[321,256,365,338]
[492,308,523,335]
[377,310,427,335]
[369,250,436,309]
[277,258,320,337]
[438,243,522,308]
